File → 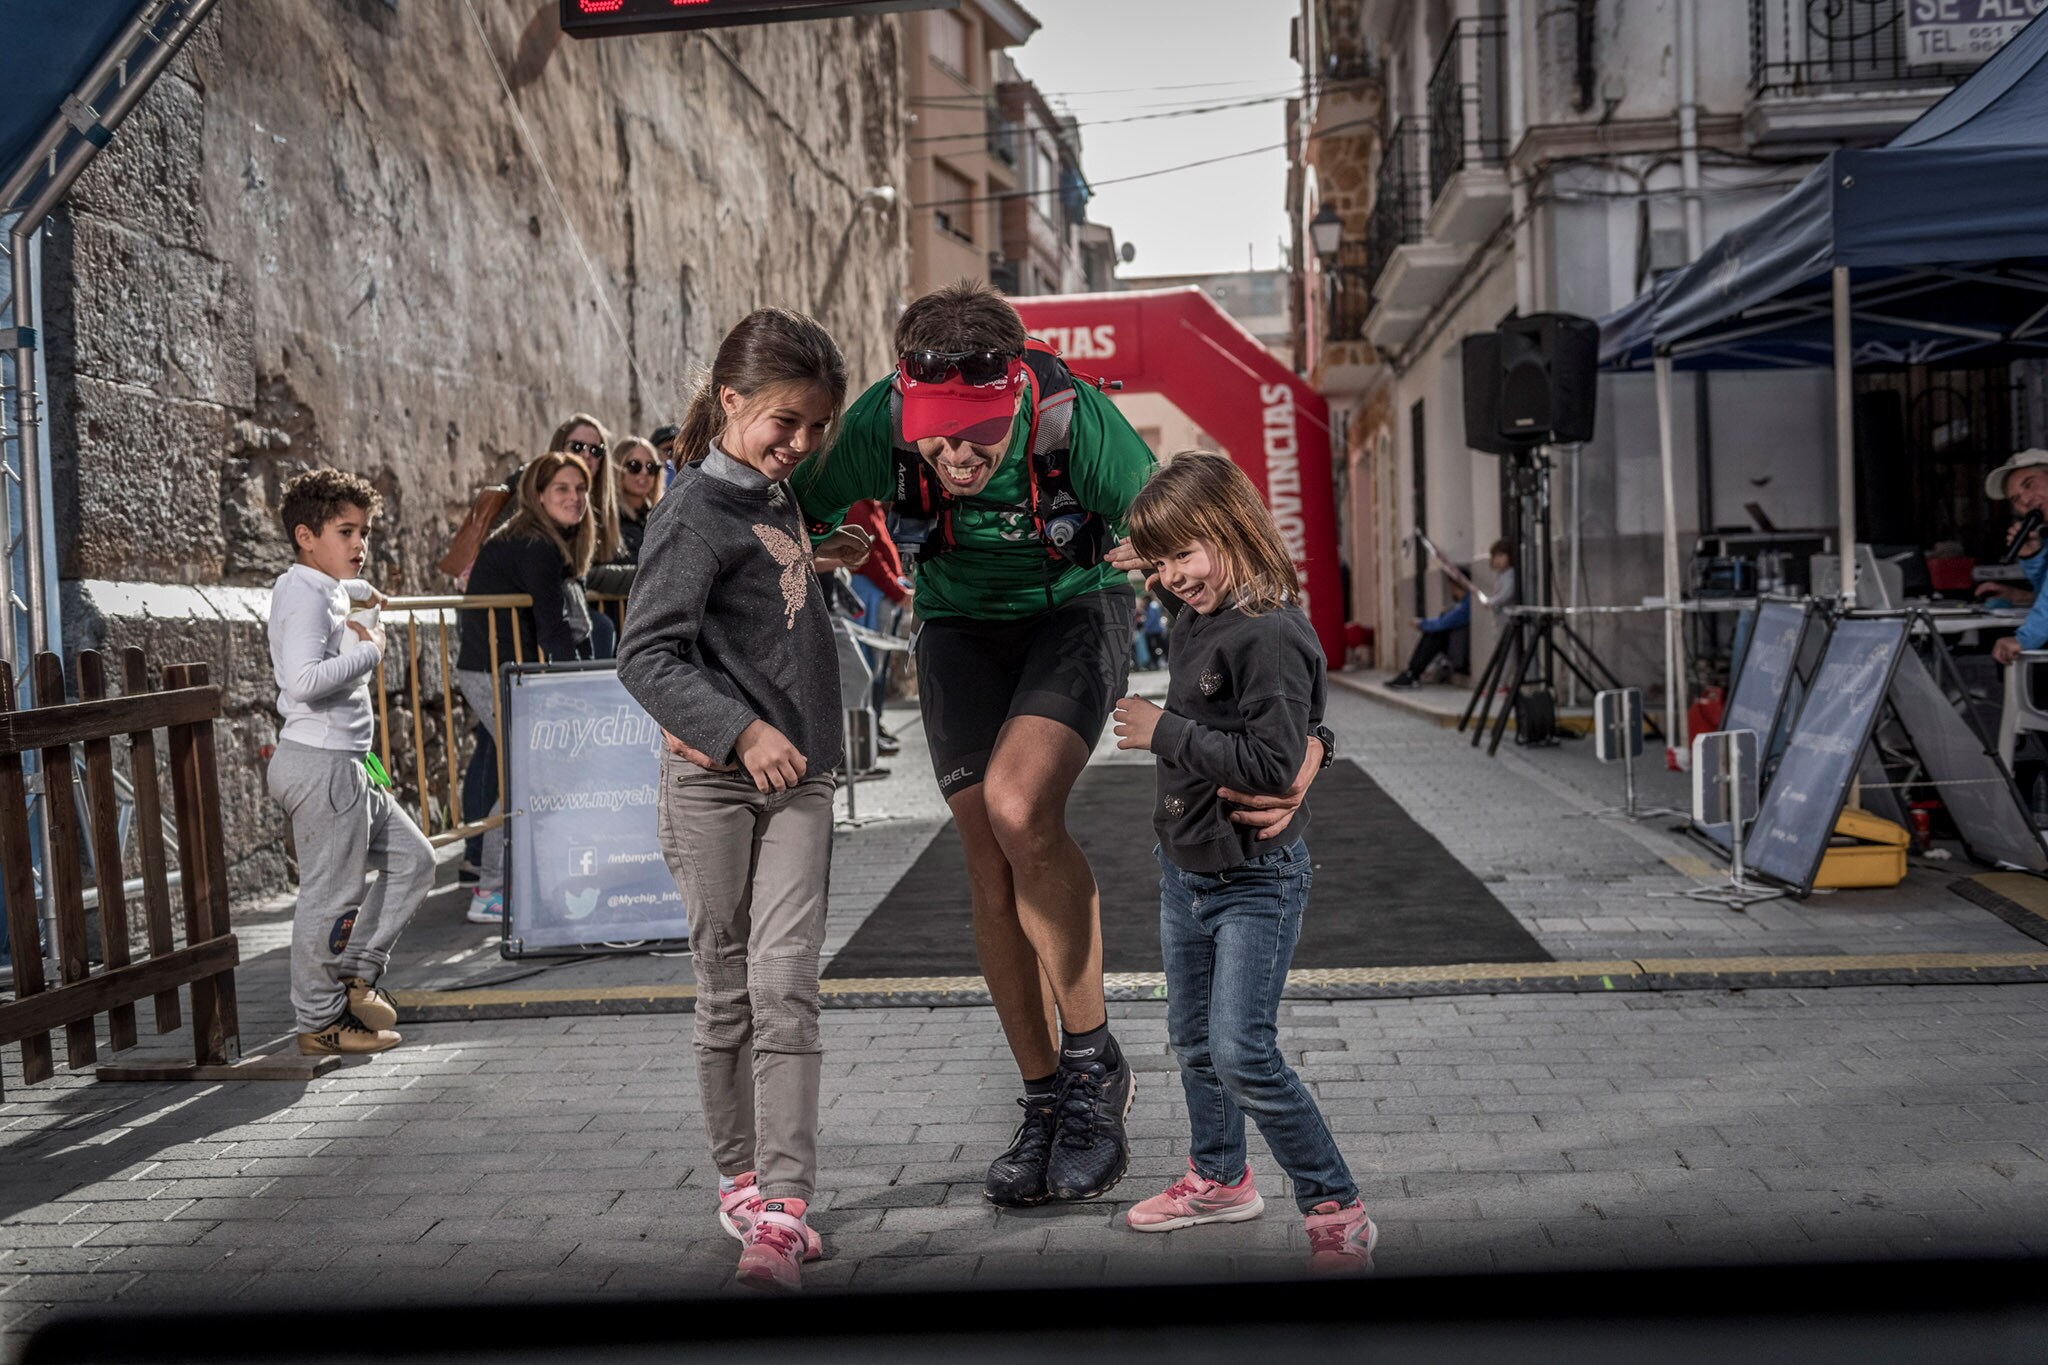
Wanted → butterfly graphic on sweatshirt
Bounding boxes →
[752,524,811,629]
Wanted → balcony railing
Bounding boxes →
[1427,15,1508,200]
[1749,0,1975,97]
[1326,237,1373,343]
[1366,118,1429,294]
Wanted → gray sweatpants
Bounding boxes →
[656,752,834,1203]
[267,740,436,1033]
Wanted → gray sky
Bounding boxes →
[1007,0,1302,279]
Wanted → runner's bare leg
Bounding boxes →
[981,715,1105,1034]
[951,786,1059,1077]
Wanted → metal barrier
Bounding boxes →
[373,594,529,849]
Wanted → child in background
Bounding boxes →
[1109,452,1377,1274]
[266,469,435,1056]
[616,308,853,1293]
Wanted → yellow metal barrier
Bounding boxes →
[589,591,627,635]
[373,593,530,848]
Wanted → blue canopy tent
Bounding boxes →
[1597,10,2048,742]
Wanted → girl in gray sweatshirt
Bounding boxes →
[616,308,853,1293]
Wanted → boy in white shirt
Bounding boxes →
[267,469,434,1055]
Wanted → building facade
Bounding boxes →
[1292,0,1985,684]
[905,1,1039,296]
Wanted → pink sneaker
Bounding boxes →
[1304,1199,1379,1274]
[1125,1161,1264,1233]
[718,1173,822,1261]
[735,1197,811,1293]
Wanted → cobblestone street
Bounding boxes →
[5,685,2048,1354]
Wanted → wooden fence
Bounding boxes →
[0,649,240,1097]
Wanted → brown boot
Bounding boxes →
[299,1009,401,1056]
[342,976,398,1031]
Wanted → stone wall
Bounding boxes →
[44,0,910,895]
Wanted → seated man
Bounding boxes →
[1984,450,2048,764]
[1389,579,1470,689]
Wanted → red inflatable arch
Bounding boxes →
[1011,287,1343,662]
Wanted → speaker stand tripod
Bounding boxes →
[1458,608,1665,758]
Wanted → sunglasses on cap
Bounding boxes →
[899,349,1019,387]
[565,439,606,458]
[621,459,659,475]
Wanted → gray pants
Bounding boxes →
[267,740,436,1032]
[656,753,834,1203]
[456,668,503,892]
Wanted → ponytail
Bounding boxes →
[673,308,848,470]
[674,371,723,469]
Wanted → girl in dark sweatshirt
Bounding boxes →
[616,308,853,1293]
[1109,452,1377,1275]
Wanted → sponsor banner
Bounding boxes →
[503,665,686,951]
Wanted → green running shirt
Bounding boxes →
[792,372,1157,622]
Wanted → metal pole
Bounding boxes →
[1832,265,1857,610]
[1566,441,1582,707]
[1655,353,1683,761]
[1727,738,1748,891]
[5,0,223,661]
[1622,739,1637,819]
[843,709,858,823]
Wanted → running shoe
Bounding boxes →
[1304,1199,1379,1274]
[1044,1052,1134,1201]
[466,890,505,925]
[983,1095,1059,1207]
[717,1173,821,1260]
[1125,1161,1264,1233]
[735,1197,811,1293]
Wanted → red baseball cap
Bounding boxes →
[897,358,1028,446]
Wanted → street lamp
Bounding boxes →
[1309,204,1344,266]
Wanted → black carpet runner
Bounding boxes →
[824,760,1550,978]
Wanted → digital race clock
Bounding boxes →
[560,0,956,39]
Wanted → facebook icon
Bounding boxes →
[569,847,597,877]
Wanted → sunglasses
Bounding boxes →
[900,349,1017,387]
[565,439,607,458]
[621,459,659,475]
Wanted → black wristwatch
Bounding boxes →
[1312,724,1337,770]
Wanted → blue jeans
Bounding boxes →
[461,722,496,867]
[1159,838,1358,1213]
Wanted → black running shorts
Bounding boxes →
[914,585,1136,799]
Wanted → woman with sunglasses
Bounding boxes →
[612,435,665,560]
[791,281,1168,1210]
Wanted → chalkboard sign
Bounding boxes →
[1700,601,1816,849]
[1746,618,1908,893]
[503,664,689,955]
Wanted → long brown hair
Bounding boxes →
[1126,451,1300,614]
[675,308,849,468]
[548,411,620,564]
[497,450,596,578]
